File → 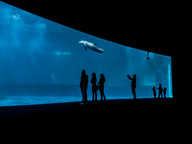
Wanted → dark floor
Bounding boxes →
[0,98,188,121]
[0,98,189,140]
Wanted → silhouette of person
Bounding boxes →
[98,74,106,101]
[152,87,157,98]
[164,87,167,98]
[91,72,97,101]
[80,70,88,104]
[127,74,136,100]
[157,84,163,98]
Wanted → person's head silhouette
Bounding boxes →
[92,72,96,77]
[82,70,86,75]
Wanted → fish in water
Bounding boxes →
[79,40,105,53]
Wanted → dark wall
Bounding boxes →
[172,52,191,100]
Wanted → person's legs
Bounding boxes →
[132,87,136,100]
[95,91,97,101]
[84,86,87,103]
[160,92,162,98]
[82,85,87,104]
[100,87,106,101]
[102,93,106,101]
[100,89,103,100]
[92,88,94,101]
[81,86,84,102]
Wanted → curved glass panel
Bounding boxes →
[0,1,172,106]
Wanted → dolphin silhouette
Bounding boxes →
[79,40,105,53]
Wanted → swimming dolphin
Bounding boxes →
[79,40,105,53]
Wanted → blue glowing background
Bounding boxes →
[0,1,172,106]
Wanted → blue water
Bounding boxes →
[0,1,172,106]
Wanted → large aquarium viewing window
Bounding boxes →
[0,1,172,106]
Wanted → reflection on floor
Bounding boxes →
[0,95,134,107]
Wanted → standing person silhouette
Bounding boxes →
[157,84,163,98]
[98,74,106,101]
[127,74,136,100]
[152,87,157,98]
[80,70,88,104]
[91,72,97,101]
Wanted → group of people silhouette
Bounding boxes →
[80,70,167,104]
[80,70,137,104]
[152,84,167,98]
[80,70,106,104]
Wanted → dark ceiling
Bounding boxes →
[1,0,191,56]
